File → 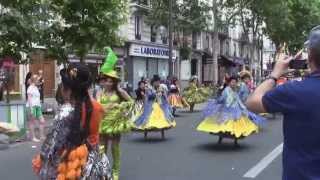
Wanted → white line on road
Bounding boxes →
[243,143,283,178]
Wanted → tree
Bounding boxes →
[147,0,210,56]
[0,0,44,63]
[0,0,47,102]
[237,0,320,52]
[43,0,129,62]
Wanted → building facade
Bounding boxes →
[118,1,178,90]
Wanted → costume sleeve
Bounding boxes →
[222,88,235,107]
[87,101,104,146]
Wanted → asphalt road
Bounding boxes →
[0,106,284,180]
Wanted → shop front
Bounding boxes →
[126,42,176,90]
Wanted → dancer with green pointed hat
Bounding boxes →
[97,47,133,180]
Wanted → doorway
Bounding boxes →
[191,59,198,76]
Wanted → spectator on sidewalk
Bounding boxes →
[37,70,45,103]
[25,72,32,99]
[0,81,3,102]
[246,25,320,180]
[27,74,45,142]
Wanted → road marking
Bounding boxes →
[243,143,283,178]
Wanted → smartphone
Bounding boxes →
[289,59,308,69]
[289,49,308,69]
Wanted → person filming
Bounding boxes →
[246,26,320,180]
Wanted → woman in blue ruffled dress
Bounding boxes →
[197,76,265,146]
[133,75,176,139]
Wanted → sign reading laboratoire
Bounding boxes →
[129,44,176,60]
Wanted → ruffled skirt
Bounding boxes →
[197,99,264,138]
[168,93,189,108]
[197,116,258,138]
[99,102,134,135]
[183,88,208,104]
[134,102,176,131]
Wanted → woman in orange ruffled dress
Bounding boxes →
[168,77,189,116]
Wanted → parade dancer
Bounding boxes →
[32,64,112,179]
[238,71,252,102]
[183,76,208,112]
[134,80,147,119]
[197,76,265,146]
[168,77,189,116]
[134,75,176,139]
[97,48,133,180]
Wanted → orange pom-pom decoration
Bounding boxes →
[67,161,78,171]
[76,146,85,158]
[80,158,87,166]
[76,168,82,178]
[73,159,81,169]
[68,150,77,161]
[32,154,42,175]
[57,174,66,180]
[66,169,76,179]
[57,162,67,174]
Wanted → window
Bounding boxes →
[192,32,197,49]
[220,40,224,55]
[151,25,156,42]
[226,41,230,56]
[233,43,237,57]
[135,16,141,40]
[206,35,210,49]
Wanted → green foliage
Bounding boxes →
[43,0,129,62]
[179,46,191,60]
[147,0,210,45]
[0,0,129,64]
[224,0,320,52]
[0,0,44,63]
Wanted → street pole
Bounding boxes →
[260,37,264,81]
[168,0,173,77]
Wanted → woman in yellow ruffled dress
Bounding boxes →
[134,75,176,139]
[97,48,133,180]
[183,76,209,112]
[197,76,265,146]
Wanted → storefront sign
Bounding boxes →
[129,43,176,59]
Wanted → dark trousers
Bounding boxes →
[39,88,44,103]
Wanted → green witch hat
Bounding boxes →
[100,47,119,79]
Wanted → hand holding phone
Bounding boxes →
[289,49,308,69]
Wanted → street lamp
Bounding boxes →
[168,0,173,76]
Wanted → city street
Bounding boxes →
[0,106,283,180]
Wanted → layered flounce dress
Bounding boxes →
[183,82,209,105]
[133,88,146,121]
[168,84,189,108]
[134,88,176,132]
[98,92,134,135]
[197,86,265,139]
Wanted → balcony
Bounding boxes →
[239,33,249,44]
[131,0,150,11]
[217,26,229,39]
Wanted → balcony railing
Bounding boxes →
[131,0,150,10]
[239,33,249,43]
[217,26,229,37]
